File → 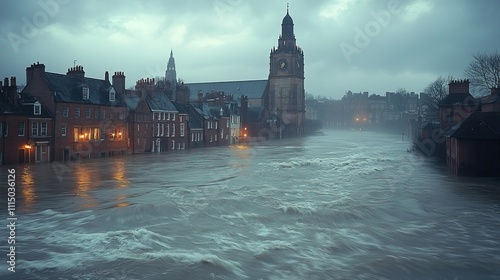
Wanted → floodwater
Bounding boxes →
[1,129,500,279]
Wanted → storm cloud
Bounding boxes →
[1,0,499,98]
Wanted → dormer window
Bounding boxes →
[34,101,41,115]
[83,87,89,100]
[109,88,116,102]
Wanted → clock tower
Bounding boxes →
[268,6,305,137]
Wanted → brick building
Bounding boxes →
[21,63,129,161]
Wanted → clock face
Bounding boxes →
[277,58,287,71]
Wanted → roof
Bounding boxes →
[439,92,476,107]
[480,94,500,105]
[248,106,264,122]
[183,103,203,129]
[145,90,178,112]
[123,89,143,110]
[186,80,268,103]
[448,111,500,139]
[43,72,126,107]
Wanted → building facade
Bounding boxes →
[267,8,306,137]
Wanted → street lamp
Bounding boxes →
[24,144,32,163]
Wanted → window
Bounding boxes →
[100,127,105,141]
[117,128,123,140]
[83,87,89,100]
[180,123,185,137]
[166,124,170,137]
[119,110,124,120]
[161,124,164,136]
[109,89,115,102]
[162,112,165,120]
[17,122,25,136]
[94,108,99,119]
[85,107,90,118]
[32,122,39,136]
[226,120,229,128]
[41,122,47,136]
[215,122,218,129]
[73,127,80,142]
[191,133,194,142]
[172,124,175,137]
[172,113,176,121]
[101,109,106,119]
[180,115,183,122]
[137,124,140,132]
[221,128,223,139]
[93,128,99,140]
[157,112,161,120]
[110,110,114,120]
[75,107,80,118]
[215,134,217,141]
[62,107,68,118]
[156,123,160,136]
[34,102,41,115]
[210,135,213,142]
[167,113,170,120]
[61,124,66,136]
[172,140,175,150]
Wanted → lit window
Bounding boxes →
[73,127,79,142]
[93,128,99,140]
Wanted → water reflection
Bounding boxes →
[74,164,100,209]
[20,166,36,210]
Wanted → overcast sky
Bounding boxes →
[1,0,499,99]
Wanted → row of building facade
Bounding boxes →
[0,62,241,165]
[412,80,500,177]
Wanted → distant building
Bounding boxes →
[186,7,306,139]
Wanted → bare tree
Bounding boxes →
[422,75,453,120]
[464,51,500,96]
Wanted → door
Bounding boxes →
[18,149,25,164]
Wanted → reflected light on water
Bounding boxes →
[21,166,36,209]
[74,164,99,209]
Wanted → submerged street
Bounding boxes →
[1,130,500,279]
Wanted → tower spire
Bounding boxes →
[287,3,289,14]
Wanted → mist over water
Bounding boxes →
[1,130,500,279]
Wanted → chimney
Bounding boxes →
[66,65,85,82]
[27,62,46,84]
[7,77,18,105]
[112,71,126,100]
[448,79,470,94]
[105,71,109,83]
[135,78,155,99]
[198,91,203,107]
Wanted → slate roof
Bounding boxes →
[183,103,203,129]
[43,72,126,107]
[439,92,476,107]
[186,80,268,103]
[123,89,143,111]
[446,112,500,139]
[480,93,500,105]
[145,90,178,112]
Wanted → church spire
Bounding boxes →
[281,4,294,38]
[165,48,177,100]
